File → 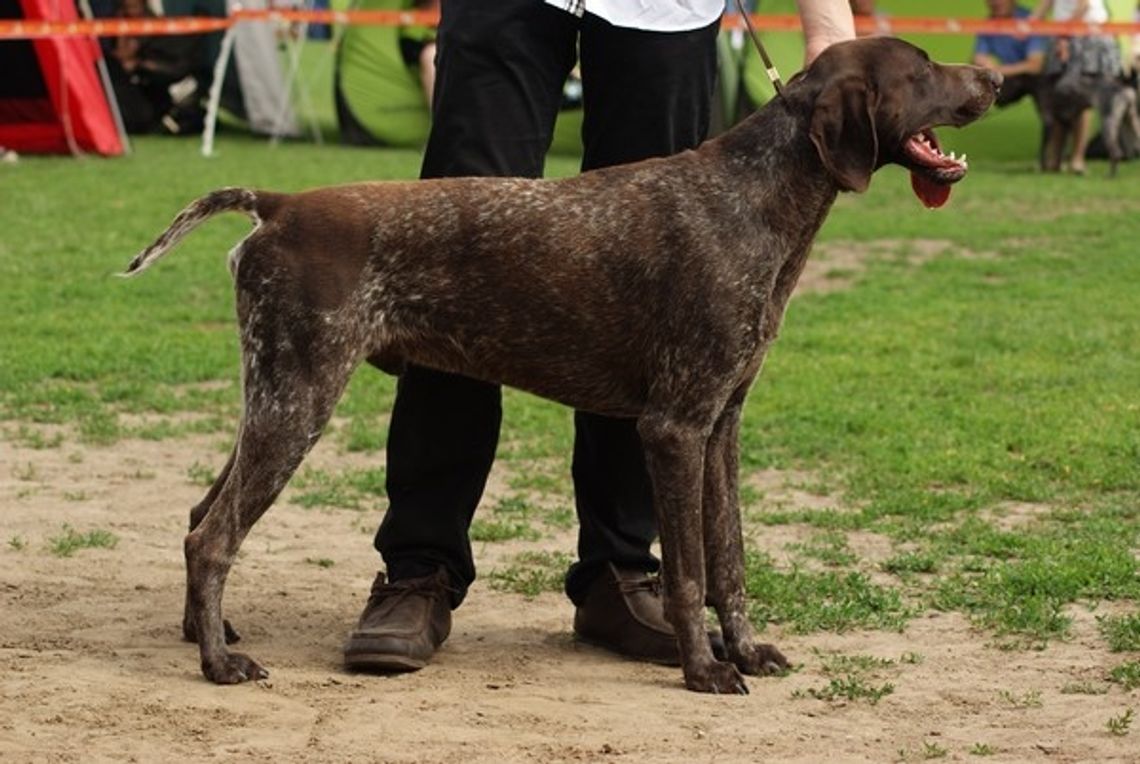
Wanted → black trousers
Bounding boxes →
[375,0,720,607]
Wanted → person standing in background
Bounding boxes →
[1033,0,1121,172]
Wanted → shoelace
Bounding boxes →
[617,574,663,597]
[366,573,455,608]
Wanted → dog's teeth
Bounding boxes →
[949,151,957,160]
[961,153,968,163]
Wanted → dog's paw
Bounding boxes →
[731,641,790,677]
[683,659,749,695]
[201,651,268,684]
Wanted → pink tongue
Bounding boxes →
[911,171,950,209]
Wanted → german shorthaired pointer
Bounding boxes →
[126,37,998,693]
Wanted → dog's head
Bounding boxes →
[796,37,1000,207]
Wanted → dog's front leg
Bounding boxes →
[638,413,747,694]
[702,396,789,678]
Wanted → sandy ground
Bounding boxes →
[2,429,1138,764]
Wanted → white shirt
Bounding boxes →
[544,0,724,32]
[1051,0,1109,23]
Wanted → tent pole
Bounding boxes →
[76,0,132,155]
[271,0,322,147]
[201,23,238,157]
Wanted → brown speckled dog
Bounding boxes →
[126,38,998,693]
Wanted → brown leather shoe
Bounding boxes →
[573,562,724,666]
[344,568,452,672]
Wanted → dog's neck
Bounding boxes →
[706,93,837,218]
[701,91,839,260]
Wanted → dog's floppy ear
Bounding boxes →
[809,77,879,193]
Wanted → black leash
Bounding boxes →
[735,0,784,98]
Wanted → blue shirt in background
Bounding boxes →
[973,5,1048,65]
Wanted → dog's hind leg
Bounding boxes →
[185,307,360,683]
[181,447,242,645]
[701,388,789,678]
[639,410,747,694]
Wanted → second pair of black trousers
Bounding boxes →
[375,0,720,607]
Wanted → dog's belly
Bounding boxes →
[400,329,650,419]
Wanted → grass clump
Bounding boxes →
[470,518,541,543]
[47,525,119,557]
[882,550,939,575]
[1098,613,1140,653]
[794,674,895,705]
[793,649,900,706]
[929,510,1140,645]
[291,467,386,510]
[1108,661,1140,692]
[1106,708,1134,737]
[745,550,913,634]
[488,551,572,598]
[786,531,857,567]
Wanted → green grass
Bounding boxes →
[290,466,387,510]
[794,649,900,705]
[746,549,913,633]
[3,92,1139,648]
[794,673,895,704]
[1060,681,1110,695]
[46,525,119,557]
[1106,708,1135,737]
[1098,613,1140,652]
[1108,662,1140,691]
[488,551,574,597]
[998,689,1043,708]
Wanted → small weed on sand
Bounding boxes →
[47,525,119,557]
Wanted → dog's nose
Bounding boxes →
[987,68,1003,93]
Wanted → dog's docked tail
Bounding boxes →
[123,187,261,276]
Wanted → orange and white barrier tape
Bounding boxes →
[0,15,231,38]
[0,8,437,38]
[3,11,1140,40]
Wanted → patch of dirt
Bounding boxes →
[2,434,1138,763]
[798,238,999,295]
[980,500,1058,532]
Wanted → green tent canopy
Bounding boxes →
[334,0,430,147]
[334,0,582,154]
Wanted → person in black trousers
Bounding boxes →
[344,0,855,673]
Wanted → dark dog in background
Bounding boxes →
[1037,38,1138,176]
[1090,68,1140,175]
[125,38,998,694]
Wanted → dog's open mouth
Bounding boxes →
[902,128,968,209]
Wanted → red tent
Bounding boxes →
[0,0,125,155]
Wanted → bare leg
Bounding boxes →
[1070,108,1092,173]
[1043,121,1066,172]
